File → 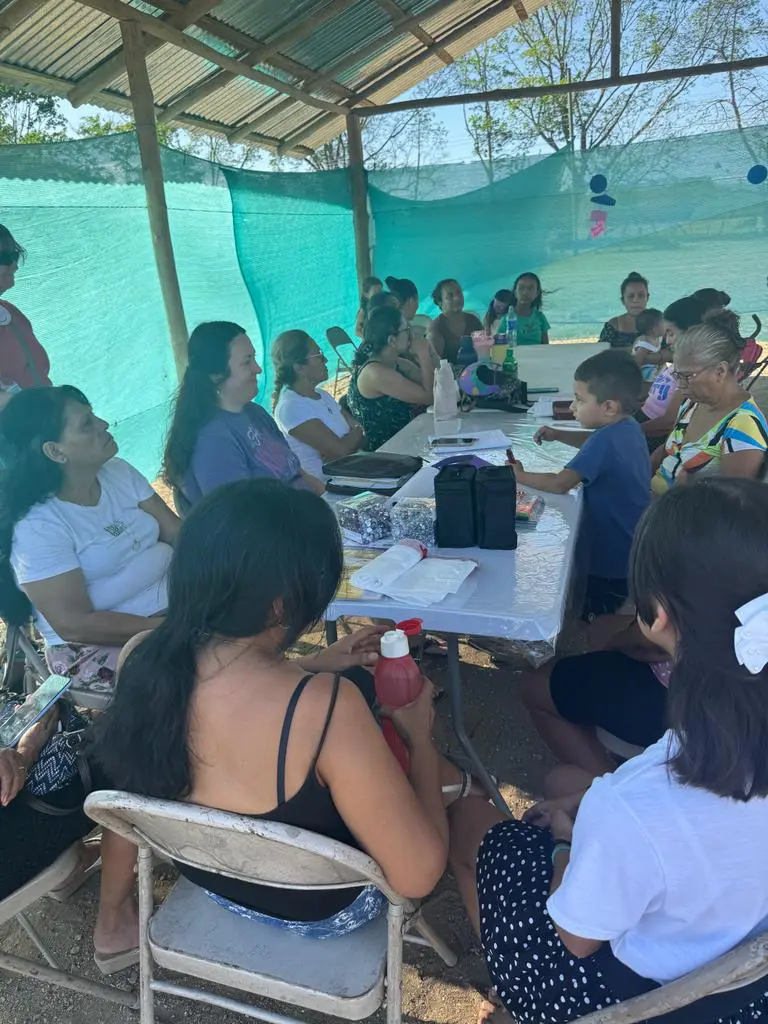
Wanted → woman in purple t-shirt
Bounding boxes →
[163,322,324,508]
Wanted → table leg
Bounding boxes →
[446,635,510,816]
[325,620,338,645]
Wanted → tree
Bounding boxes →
[451,0,756,166]
[696,0,768,135]
[77,112,182,148]
[0,86,68,144]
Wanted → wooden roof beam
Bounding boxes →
[71,0,348,115]
[0,57,313,157]
[610,0,621,78]
[279,0,518,152]
[0,0,50,37]
[68,0,221,106]
[229,0,464,143]
[374,0,453,66]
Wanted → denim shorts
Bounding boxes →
[205,885,387,940]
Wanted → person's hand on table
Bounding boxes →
[534,425,558,445]
[0,748,28,806]
[382,678,436,750]
[300,624,387,673]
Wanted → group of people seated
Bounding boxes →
[1,216,768,1024]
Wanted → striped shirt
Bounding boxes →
[653,396,768,494]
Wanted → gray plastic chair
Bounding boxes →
[85,789,456,1024]
[0,843,138,1010]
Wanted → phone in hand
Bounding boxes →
[0,675,72,748]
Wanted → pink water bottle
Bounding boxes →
[375,628,424,773]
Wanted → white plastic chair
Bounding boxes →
[85,790,457,1024]
[596,727,644,762]
[0,843,138,1010]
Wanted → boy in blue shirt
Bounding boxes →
[510,349,650,619]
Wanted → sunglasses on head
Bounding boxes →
[0,247,22,266]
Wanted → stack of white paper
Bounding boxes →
[350,541,476,606]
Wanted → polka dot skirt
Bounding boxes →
[476,820,768,1024]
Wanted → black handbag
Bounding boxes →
[475,466,518,550]
[434,464,477,548]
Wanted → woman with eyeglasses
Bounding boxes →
[651,310,768,495]
[272,330,365,480]
[0,225,51,409]
[346,307,434,450]
[163,322,325,508]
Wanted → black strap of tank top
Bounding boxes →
[276,674,341,805]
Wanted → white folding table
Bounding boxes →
[325,410,583,813]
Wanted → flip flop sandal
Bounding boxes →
[48,839,102,902]
[94,947,140,976]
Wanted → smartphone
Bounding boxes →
[0,675,72,748]
[430,436,478,447]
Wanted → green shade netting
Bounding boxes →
[369,125,768,338]
[0,125,766,478]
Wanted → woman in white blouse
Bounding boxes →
[0,385,178,701]
[449,477,768,1024]
[272,330,365,479]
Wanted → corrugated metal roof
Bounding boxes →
[0,0,545,157]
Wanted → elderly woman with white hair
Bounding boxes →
[652,310,768,494]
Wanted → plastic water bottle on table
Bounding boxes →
[433,358,461,433]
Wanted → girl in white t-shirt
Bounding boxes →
[272,330,365,479]
[0,385,179,701]
[449,477,768,1024]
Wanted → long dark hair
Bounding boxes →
[0,386,89,624]
[93,479,344,799]
[484,288,514,333]
[385,276,417,306]
[511,272,543,310]
[631,478,768,800]
[663,295,707,331]
[162,321,244,488]
[271,329,312,409]
[353,306,402,369]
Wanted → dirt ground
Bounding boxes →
[0,630,573,1024]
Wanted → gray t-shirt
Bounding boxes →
[182,404,302,505]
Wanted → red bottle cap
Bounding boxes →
[395,618,423,637]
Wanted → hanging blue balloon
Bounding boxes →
[747,164,768,185]
[590,173,608,193]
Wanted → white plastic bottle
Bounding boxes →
[433,358,461,434]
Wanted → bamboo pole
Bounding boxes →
[346,114,372,292]
[120,20,188,380]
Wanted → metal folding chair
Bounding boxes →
[0,843,138,1010]
[86,790,456,1024]
[326,327,358,396]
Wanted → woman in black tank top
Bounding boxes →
[94,479,455,931]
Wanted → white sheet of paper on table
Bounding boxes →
[350,541,477,605]
[427,429,510,453]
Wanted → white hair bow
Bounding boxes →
[734,595,768,675]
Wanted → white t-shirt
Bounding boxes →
[11,458,171,647]
[274,388,352,480]
[547,732,768,984]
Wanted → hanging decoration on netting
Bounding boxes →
[747,164,768,185]
[589,173,616,238]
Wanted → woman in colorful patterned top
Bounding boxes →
[652,311,768,494]
[511,271,550,345]
[598,271,649,348]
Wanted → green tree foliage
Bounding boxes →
[451,0,768,169]
[0,86,68,144]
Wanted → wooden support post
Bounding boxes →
[120,20,188,380]
[610,0,621,79]
[346,113,371,292]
